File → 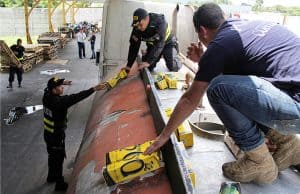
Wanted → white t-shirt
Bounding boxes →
[77,32,86,43]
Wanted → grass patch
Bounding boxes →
[0,36,39,47]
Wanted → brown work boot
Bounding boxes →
[266,129,300,171]
[222,143,278,184]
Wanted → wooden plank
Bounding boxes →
[0,40,22,68]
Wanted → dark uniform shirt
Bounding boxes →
[127,13,172,67]
[10,44,25,59]
[43,87,95,138]
[90,35,96,45]
[195,19,300,102]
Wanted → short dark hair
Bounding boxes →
[193,3,224,31]
[17,38,22,44]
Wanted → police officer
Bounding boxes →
[126,8,182,72]
[7,39,25,88]
[43,77,106,191]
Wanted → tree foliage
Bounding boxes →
[252,0,263,11]
[263,5,300,16]
[252,0,300,16]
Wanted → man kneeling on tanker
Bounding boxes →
[144,3,300,184]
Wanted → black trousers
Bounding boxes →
[44,132,66,183]
[143,38,182,72]
[77,42,85,58]
[8,66,23,85]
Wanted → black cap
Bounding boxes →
[47,76,65,90]
[132,8,148,27]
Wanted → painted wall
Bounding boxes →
[73,8,103,25]
[0,7,103,36]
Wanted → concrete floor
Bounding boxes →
[1,34,101,194]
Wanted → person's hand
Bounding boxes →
[126,62,140,77]
[94,82,108,91]
[143,133,170,155]
[187,42,204,62]
[63,80,72,85]
[138,62,150,70]
[121,66,131,73]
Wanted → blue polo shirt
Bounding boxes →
[195,19,300,102]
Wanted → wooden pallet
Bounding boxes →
[37,37,61,50]
[23,52,36,60]
[40,32,62,37]
[38,43,57,59]
[24,57,36,65]
[0,65,10,72]
[1,56,11,66]
[36,55,44,64]
[0,40,22,68]
[23,64,32,72]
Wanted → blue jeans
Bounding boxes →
[207,75,300,151]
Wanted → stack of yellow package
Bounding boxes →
[103,140,162,186]
[164,73,177,89]
[154,73,178,90]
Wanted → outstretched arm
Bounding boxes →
[144,80,209,155]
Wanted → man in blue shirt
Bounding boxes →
[144,3,300,184]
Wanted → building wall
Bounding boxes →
[0,7,103,36]
[71,8,103,25]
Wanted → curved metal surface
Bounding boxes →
[67,75,172,194]
[189,121,225,141]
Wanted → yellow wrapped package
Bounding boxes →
[106,140,154,164]
[165,73,178,89]
[165,108,194,147]
[106,69,128,89]
[154,73,168,90]
[103,149,161,186]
